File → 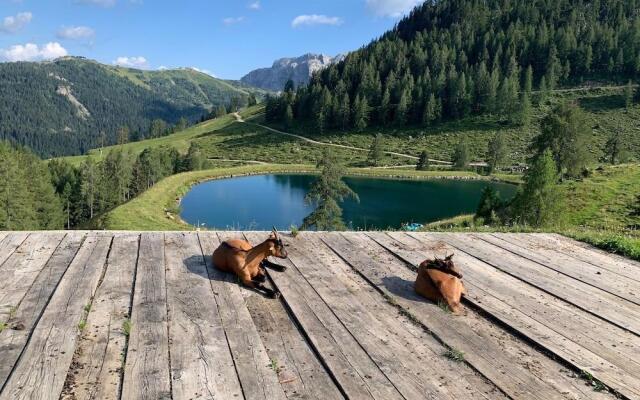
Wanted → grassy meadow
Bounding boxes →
[54,86,639,259]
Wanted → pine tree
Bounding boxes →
[512,149,563,227]
[117,126,130,145]
[367,134,384,166]
[81,157,98,219]
[625,80,634,110]
[422,93,438,125]
[301,150,359,231]
[416,151,430,171]
[533,102,592,179]
[353,95,369,132]
[380,87,391,126]
[475,186,503,224]
[184,142,205,171]
[487,132,507,173]
[339,93,351,131]
[284,104,294,129]
[453,139,470,170]
[520,90,532,127]
[395,89,409,125]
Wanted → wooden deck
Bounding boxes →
[0,231,638,400]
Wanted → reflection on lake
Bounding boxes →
[179,174,517,230]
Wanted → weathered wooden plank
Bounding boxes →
[243,232,345,400]
[0,234,112,400]
[0,233,29,268]
[326,232,611,400]
[528,233,640,280]
[121,233,171,400]
[237,235,392,400]
[0,233,66,323]
[439,232,640,335]
[0,233,84,389]
[60,234,138,400]
[0,233,7,246]
[372,232,640,399]
[200,232,287,400]
[475,233,640,305]
[291,233,504,400]
[164,232,243,400]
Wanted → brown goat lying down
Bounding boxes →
[212,229,288,298]
[415,254,466,314]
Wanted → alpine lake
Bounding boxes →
[179,174,517,231]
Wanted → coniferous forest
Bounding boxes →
[0,57,255,157]
[266,0,640,131]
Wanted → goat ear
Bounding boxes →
[446,254,454,261]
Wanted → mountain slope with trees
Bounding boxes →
[267,0,640,132]
[0,57,259,157]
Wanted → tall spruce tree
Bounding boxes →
[416,151,430,171]
[367,134,384,166]
[453,139,471,170]
[512,149,564,227]
[487,132,507,173]
[301,150,359,230]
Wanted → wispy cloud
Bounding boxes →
[223,16,245,26]
[57,26,95,40]
[365,0,421,17]
[248,1,260,10]
[0,42,67,62]
[1,12,32,33]
[291,14,343,28]
[113,56,148,69]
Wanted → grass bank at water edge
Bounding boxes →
[101,165,520,231]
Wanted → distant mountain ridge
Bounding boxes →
[0,57,260,157]
[241,53,344,92]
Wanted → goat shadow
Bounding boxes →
[381,275,428,303]
[182,254,280,298]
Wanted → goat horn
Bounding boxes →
[272,226,279,238]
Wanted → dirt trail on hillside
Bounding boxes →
[232,112,471,165]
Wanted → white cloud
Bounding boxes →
[365,0,421,17]
[291,14,343,28]
[57,26,95,40]
[223,16,245,26]
[0,42,68,62]
[1,12,32,33]
[113,56,148,69]
[248,1,260,10]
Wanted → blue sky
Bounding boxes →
[0,0,421,79]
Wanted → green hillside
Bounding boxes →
[266,0,640,133]
[0,57,261,157]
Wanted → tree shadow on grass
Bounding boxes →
[578,95,626,112]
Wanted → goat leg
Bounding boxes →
[253,274,267,283]
[254,283,281,299]
[261,259,288,272]
[241,277,281,299]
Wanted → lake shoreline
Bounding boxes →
[178,169,520,231]
[104,164,522,231]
